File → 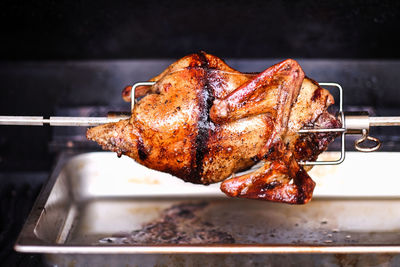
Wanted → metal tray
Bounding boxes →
[15,151,400,255]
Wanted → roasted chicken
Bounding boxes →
[87,52,340,204]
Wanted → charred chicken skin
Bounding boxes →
[87,52,340,204]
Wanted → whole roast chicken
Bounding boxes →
[87,52,340,204]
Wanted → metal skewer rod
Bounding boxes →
[0,116,129,126]
[369,116,400,127]
[2,116,400,128]
[298,115,400,134]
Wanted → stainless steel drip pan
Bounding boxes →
[15,151,400,254]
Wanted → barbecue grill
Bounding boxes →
[1,1,400,267]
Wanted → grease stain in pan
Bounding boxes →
[100,202,235,245]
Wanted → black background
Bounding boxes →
[0,0,399,61]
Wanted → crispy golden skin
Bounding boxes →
[87,52,340,204]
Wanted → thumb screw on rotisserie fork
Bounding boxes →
[354,128,382,152]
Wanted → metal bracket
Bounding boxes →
[298,83,346,166]
[131,81,156,110]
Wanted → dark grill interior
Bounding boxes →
[0,173,44,266]
[1,0,399,60]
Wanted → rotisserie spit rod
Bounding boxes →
[0,115,130,126]
[1,114,399,127]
